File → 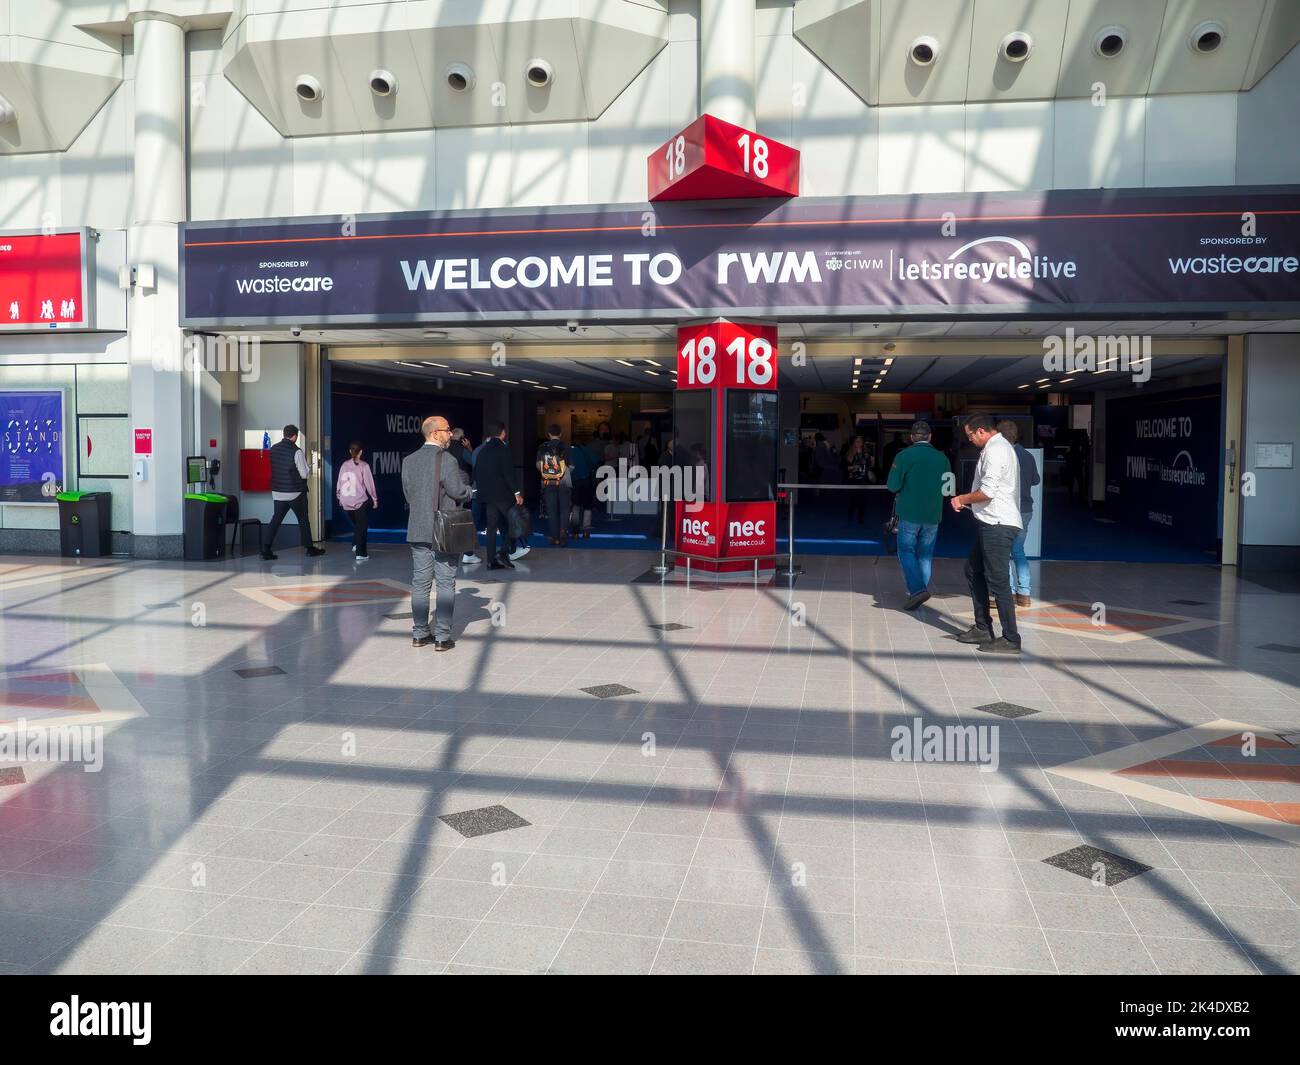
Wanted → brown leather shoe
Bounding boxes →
[1015,594,1031,608]
[412,636,430,648]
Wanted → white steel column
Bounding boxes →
[128,14,189,556]
[700,0,755,128]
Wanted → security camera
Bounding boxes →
[290,326,302,338]
[567,320,579,333]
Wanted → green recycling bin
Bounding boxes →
[184,492,228,561]
[56,491,112,558]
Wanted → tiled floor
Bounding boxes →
[0,547,1296,975]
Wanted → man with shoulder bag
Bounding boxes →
[402,416,474,651]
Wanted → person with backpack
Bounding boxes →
[335,441,379,561]
[536,425,571,546]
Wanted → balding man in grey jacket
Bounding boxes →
[402,415,473,651]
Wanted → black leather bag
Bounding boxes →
[884,495,900,538]
[431,451,477,555]
[508,502,533,542]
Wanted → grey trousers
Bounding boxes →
[410,542,458,641]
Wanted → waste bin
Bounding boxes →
[184,492,228,561]
[56,491,112,558]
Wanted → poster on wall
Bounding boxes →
[0,231,91,330]
[1104,386,1221,551]
[328,383,482,531]
[1,390,66,502]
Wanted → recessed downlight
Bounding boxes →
[1093,26,1128,59]
[908,36,940,67]
[446,63,475,93]
[294,75,323,103]
[999,32,1033,63]
[525,58,553,88]
[1189,20,1225,54]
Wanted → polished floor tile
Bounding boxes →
[0,547,1295,974]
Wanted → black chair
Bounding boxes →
[223,495,263,556]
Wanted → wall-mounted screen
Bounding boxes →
[726,390,778,503]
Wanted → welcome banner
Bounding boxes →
[180,185,1300,326]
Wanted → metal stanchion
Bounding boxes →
[787,489,796,579]
[652,501,670,575]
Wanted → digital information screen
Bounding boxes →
[672,390,713,504]
[726,390,778,503]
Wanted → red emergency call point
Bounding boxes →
[649,114,799,202]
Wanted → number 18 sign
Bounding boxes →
[677,320,778,392]
[648,114,799,202]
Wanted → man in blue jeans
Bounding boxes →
[886,421,951,611]
[950,415,1023,655]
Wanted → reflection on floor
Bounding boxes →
[0,548,1295,975]
[337,489,1217,565]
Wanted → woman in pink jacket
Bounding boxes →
[336,442,379,561]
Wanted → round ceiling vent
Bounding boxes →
[1093,26,1128,58]
[908,36,940,66]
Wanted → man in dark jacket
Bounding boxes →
[402,415,473,650]
[474,421,524,569]
[262,424,324,560]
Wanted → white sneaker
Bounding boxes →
[508,544,530,561]
[355,554,370,562]
[461,552,480,565]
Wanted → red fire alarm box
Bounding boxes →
[239,449,271,492]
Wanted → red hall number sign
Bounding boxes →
[676,320,778,391]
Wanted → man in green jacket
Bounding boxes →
[886,421,952,610]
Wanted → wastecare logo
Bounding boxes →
[898,235,1079,285]
[234,260,335,294]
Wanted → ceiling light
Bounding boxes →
[501,379,520,385]
[616,359,636,367]
[1018,384,1031,389]
[1036,378,1050,384]
[421,361,449,369]
[854,358,863,366]
[645,370,659,376]
[884,357,894,366]
[451,370,472,377]
[532,385,549,390]
[644,359,661,367]
[522,379,540,385]
[525,58,554,88]
[471,370,494,377]
[551,385,566,390]
[395,361,423,368]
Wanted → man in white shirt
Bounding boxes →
[950,414,1023,654]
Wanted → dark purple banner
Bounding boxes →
[180,186,1300,326]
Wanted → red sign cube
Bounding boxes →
[676,319,779,391]
[649,114,799,202]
